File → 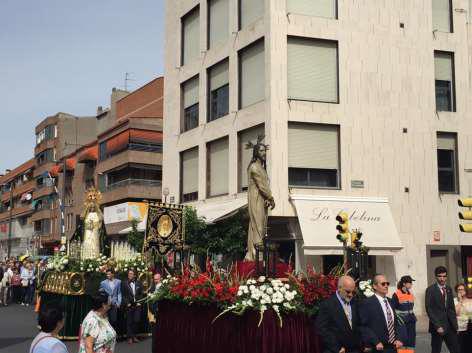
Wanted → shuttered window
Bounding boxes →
[287,0,337,19]
[182,76,200,131]
[208,59,229,121]
[207,137,229,196]
[239,0,264,29]
[181,147,199,202]
[288,37,338,103]
[288,123,340,188]
[432,0,452,32]
[181,6,200,66]
[239,39,265,108]
[437,132,458,193]
[209,0,229,49]
[238,124,265,191]
[434,51,455,112]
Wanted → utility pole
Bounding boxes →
[7,183,13,258]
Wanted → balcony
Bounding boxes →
[31,208,56,222]
[34,137,57,155]
[101,178,162,205]
[34,162,56,178]
[0,205,34,222]
[33,185,56,199]
[97,149,162,174]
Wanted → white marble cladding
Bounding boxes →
[164,0,472,315]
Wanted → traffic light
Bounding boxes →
[458,198,472,232]
[336,211,350,243]
[351,230,363,249]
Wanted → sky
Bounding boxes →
[0,0,165,172]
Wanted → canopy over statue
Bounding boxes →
[245,135,275,261]
[81,187,103,260]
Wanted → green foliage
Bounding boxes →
[127,218,144,252]
[184,207,248,260]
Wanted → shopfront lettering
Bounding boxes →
[310,207,381,223]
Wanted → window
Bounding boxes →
[288,37,338,103]
[208,60,229,122]
[239,39,265,108]
[207,137,229,197]
[239,0,264,29]
[432,0,453,32]
[208,0,229,49]
[181,6,200,66]
[288,123,340,188]
[99,141,107,161]
[434,51,455,112]
[238,124,265,191]
[287,0,337,19]
[36,125,57,145]
[181,147,199,202]
[182,76,199,131]
[437,132,458,193]
[36,149,54,165]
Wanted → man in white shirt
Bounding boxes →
[99,269,122,330]
[359,274,403,353]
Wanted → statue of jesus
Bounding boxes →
[245,136,275,261]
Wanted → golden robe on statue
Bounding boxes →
[245,159,274,261]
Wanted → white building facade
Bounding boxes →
[163,0,472,320]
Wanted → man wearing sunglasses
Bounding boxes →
[359,274,403,352]
[425,266,459,353]
[316,275,361,353]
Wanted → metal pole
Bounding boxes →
[59,158,66,253]
[7,184,13,258]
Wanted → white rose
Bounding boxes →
[261,299,266,304]
[284,284,290,289]
[249,285,255,291]
[258,276,266,283]
[364,289,374,297]
[237,290,243,296]
[266,287,274,295]
[260,285,267,292]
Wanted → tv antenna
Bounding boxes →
[124,72,135,91]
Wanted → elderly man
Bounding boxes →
[360,274,403,353]
[316,275,361,353]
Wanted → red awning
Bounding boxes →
[106,131,130,155]
[78,145,98,163]
[49,164,60,177]
[58,158,77,172]
[129,129,163,143]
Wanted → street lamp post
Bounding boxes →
[7,183,13,258]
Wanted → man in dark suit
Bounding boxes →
[359,274,403,353]
[316,275,361,353]
[121,269,145,344]
[425,266,460,353]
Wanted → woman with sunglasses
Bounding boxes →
[392,275,417,349]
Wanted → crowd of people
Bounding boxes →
[3,255,472,353]
[28,268,162,353]
[317,266,472,353]
[0,257,45,307]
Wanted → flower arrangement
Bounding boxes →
[358,280,375,298]
[213,276,300,327]
[46,254,69,271]
[145,265,239,306]
[289,266,337,317]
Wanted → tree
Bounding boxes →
[127,218,144,252]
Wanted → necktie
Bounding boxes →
[384,298,395,343]
[343,302,352,328]
[441,287,446,305]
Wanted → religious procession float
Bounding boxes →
[39,136,371,352]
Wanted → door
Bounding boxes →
[429,250,449,286]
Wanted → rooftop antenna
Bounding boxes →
[124,72,135,91]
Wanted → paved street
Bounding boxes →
[0,304,151,353]
[0,303,450,353]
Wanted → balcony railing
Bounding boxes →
[105,178,162,192]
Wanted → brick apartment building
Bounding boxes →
[0,159,36,258]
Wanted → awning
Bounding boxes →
[49,165,60,177]
[58,158,77,172]
[290,195,402,256]
[78,145,98,163]
[194,197,248,224]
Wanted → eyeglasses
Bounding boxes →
[379,282,390,287]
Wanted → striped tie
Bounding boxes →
[384,298,395,343]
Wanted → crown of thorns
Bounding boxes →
[245,134,269,150]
